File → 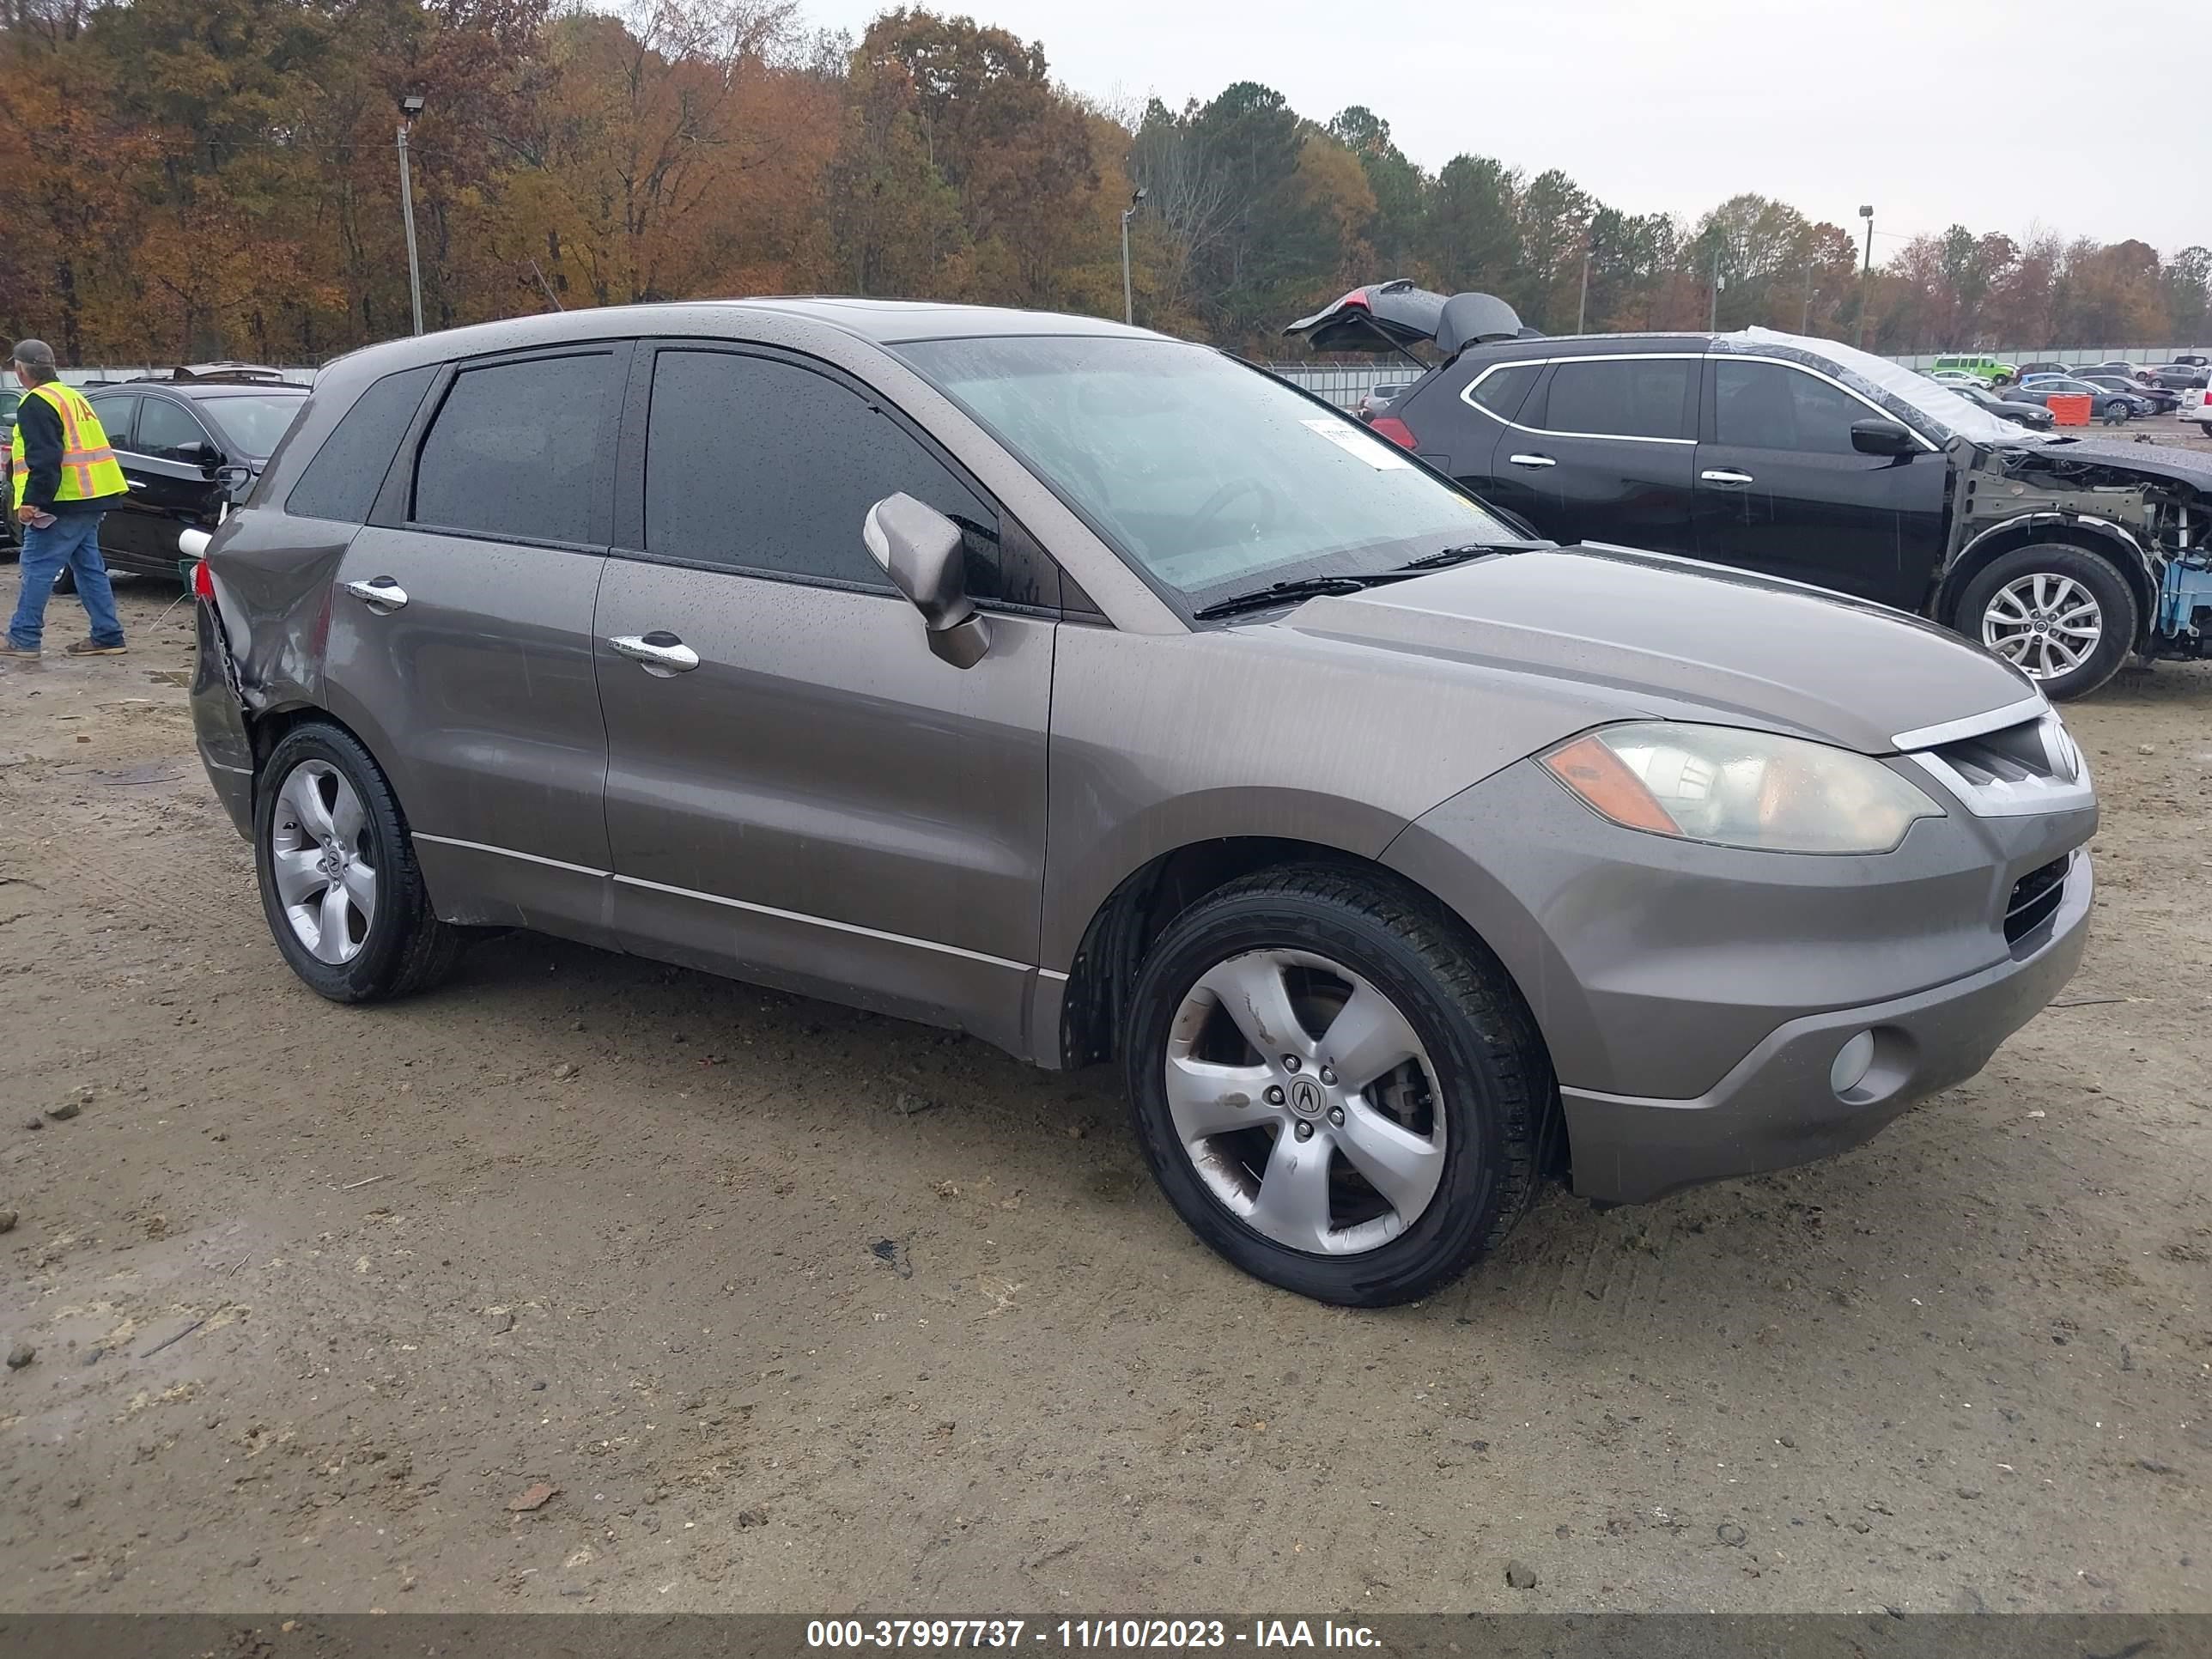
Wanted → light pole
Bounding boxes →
[1856,204,1875,350]
[397,93,427,337]
[1120,187,1146,326]
[1802,260,1816,333]
[1576,241,1591,335]
[1709,240,1723,331]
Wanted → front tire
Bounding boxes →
[1955,544,2137,702]
[254,722,464,1002]
[1122,865,1552,1307]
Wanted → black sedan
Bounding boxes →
[2077,374,2179,414]
[1952,383,2056,429]
[81,375,310,580]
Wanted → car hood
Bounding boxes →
[2006,434,2212,489]
[1285,544,2035,756]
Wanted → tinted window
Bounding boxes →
[1714,361,1875,455]
[414,353,613,544]
[1468,362,1541,421]
[643,349,1000,597]
[136,398,213,462]
[87,394,138,448]
[1541,358,1693,440]
[288,367,435,524]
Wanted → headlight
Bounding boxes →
[1542,722,1942,854]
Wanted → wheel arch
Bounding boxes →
[1051,835,1549,1085]
[1936,514,2157,651]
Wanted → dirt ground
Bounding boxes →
[2,445,2209,1614]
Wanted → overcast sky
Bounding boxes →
[809,0,2204,256]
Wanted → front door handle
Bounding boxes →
[1700,469,1755,487]
[1507,453,1557,469]
[608,632,701,678]
[342,576,409,612]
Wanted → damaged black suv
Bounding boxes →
[1287,282,2212,700]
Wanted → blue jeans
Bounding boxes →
[9,511,123,652]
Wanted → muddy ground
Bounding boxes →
[2,460,2209,1614]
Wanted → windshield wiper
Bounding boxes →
[1192,574,1409,620]
[1395,539,1553,570]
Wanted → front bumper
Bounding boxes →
[1561,848,2091,1203]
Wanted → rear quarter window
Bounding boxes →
[286,366,437,525]
[1464,362,1542,422]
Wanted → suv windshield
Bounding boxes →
[198,393,304,459]
[898,335,1516,608]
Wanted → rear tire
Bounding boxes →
[1954,543,2137,702]
[1122,864,1553,1307]
[254,722,465,1002]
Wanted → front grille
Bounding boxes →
[1932,718,2067,787]
[2004,854,2071,945]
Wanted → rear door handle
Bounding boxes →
[1700,469,1755,487]
[342,576,409,612]
[608,632,700,678]
[1507,453,1557,469]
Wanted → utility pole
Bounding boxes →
[397,93,427,337]
[1710,241,1723,332]
[1856,204,1875,350]
[1802,261,1816,333]
[1120,187,1146,326]
[1577,245,1591,335]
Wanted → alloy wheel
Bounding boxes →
[269,759,377,963]
[1164,948,1445,1255]
[1982,572,2102,684]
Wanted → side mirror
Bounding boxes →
[1850,418,1917,458]
[862,493,990,669]
[194,441,226,469]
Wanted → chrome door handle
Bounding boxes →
[342,576,409,612]
[608,632,700,677]
[1700,469,1755,486]
[1507,453,1557,469]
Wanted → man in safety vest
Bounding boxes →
[3,338,129,659]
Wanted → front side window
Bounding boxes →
[136,398,214,463]
[1714,361,1875,455]
[413,352,615,545]
[87,394,138,449]
[900,335,1513,607]
[641,349,1000,598]
[1540,358,1695,441]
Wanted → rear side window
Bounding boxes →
[413,352,615,545]
[1540,357,1694,440]
[287,366,435,524]
[1467,362,1541,422]
[641,349,1001,598]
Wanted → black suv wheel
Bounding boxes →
[1956,543,2137,702]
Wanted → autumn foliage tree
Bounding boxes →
[0,0,2203,364]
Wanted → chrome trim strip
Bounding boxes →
[416,833,1042,974]
[611,873,1035,974]
[412,832,606,878]
[1889,694,2049,752]
[1904,748,2097,820]
[1036,968,1070,983]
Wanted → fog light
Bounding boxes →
[1830,1030,1877,1096]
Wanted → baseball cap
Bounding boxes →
[10,339,57,370]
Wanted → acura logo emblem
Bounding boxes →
[1289,1079,1324,1117]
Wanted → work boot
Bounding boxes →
[64,638,126,657]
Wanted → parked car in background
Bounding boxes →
[186,298,2102,1308]
[2077,374,2179,414]
[2146,362,2211,391]
[78,374,309,580]
[1355,382,1410,422]
[1287,283,2212,701]
[1952,382,2056,429]
[2008,376,2148,422]
[2171,353,2209,368]
[2077,361,2151,382]
[1929,352,2017,385]
[2182,384,2211,435]
[2014,362,2073,381]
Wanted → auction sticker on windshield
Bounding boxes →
[1301,416,1410,468]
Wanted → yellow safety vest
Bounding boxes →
[9,381,128,508]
